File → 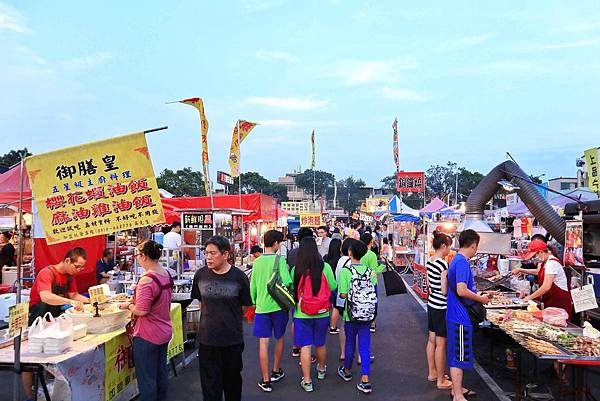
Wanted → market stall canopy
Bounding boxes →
[161,193,278,224]
[392,214,420,222]
[507,188,599,216]
[419,197,448,216]
[438,204,465,215]
[0,164,32,212]
[388,195,420,217]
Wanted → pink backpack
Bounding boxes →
[298,270,331,315]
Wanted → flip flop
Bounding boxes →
[429,374,450,382]
[437,382,453,390]
[449,389,476,399]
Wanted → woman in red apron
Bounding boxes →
[521,240,574,321]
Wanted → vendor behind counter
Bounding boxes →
[28,247,90,325]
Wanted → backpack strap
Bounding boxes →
[144,273,173,306]
[272,255,282,273]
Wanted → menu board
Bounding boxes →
[182,212,214,230]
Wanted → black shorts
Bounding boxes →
[427,306,447,337]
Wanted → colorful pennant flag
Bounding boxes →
[178,98,211,195]
[229,120,257,177]
[310,129,316,169]
[392,118,399,172]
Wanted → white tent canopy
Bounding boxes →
[388,195,420,217]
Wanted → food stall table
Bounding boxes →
[0,303,184,401]
[394,249,416,272]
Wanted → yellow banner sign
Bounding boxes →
[25,132,165,244]
[228,120,257,177]
[180,98,211,195]
[585,147,600,196]
[104,332,135,401]
[167,303,184,359]
[365,197,389,213]
[8,302,29,338]
[300,213,323,227]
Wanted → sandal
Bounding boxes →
[429,374,450,382]
[437,382,453,390]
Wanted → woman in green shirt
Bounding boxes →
[291,237,337,392]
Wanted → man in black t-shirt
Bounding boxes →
[191,236,252,401]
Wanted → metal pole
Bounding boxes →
[13,155,25,401]
[454,171,458,206]
[237,120,242,210]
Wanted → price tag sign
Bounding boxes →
[571,284,599,313]
[8,302,29,338]
[89,284,108,304]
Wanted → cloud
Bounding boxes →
[337,57,417,85]
[443,33,494,51]
[526,38,600,51]
[381,87,429,102]
[247,96,329,111]
[257,119,341,128]
[253,50,297,63]
[62,52,112,68]
[0,3,30,33]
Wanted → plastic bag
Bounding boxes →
[542,307,569,327]
[29,312,55,338]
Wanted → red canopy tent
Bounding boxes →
[161,193,279,224]
[0,165,105,292]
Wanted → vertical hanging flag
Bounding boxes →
[179,98,211,195]
[392,118,399,172]
[228,120,257,177]
[310,129,316,169]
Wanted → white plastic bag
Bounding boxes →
[44,314,74,354]
[28,312,56,353]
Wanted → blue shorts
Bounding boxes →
[293,317,329,347]
[253,310,289,339]
[447,321,474,370]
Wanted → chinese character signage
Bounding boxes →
[104,333,135,401]
[182,212,214,230]
[217,170,234,186]
[300,213,323,227]
[396,172,425,193]
[585,147,600,196]
[25,132,165,244]
[8,302,29,338]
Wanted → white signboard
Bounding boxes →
[571,284,599,313]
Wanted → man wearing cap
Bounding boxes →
[512,240,573,320]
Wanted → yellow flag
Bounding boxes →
[585,147,600,196]
[25,132,165,244]
[229,120,257,177]
[179,98,211,195]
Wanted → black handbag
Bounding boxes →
[267,255,296,311]
[381,258,407,296]
[448,280,486,326]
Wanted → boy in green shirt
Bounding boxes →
[337,239,377,394]
[250,230,292,392]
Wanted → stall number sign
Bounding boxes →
[8,302,29,338]
[571,284,598,313]
[397,172,425,193]
[300,213,323,227]
[183,213,213,230]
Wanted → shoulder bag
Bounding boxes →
[448,278,486,326]
[267,255,296,311]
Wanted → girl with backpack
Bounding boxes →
[120,240,173,401]
[291,237,338,392]
[324,238,343,335]
[337,240,378,394]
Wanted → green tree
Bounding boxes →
[231,172,289,201]
[337,176,367,213]
[0,148,32,167]
[294,169,336,200]
[425,162,484,203]
[157,168,206,197]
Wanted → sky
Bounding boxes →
[1,1,599,188]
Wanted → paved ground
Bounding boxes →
[1,279,500,401]
[166,283,499,401]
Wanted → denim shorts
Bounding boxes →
[253,310,289,339]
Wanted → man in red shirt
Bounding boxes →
[28,247,90,324]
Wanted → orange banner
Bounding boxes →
[228,120,257,177]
